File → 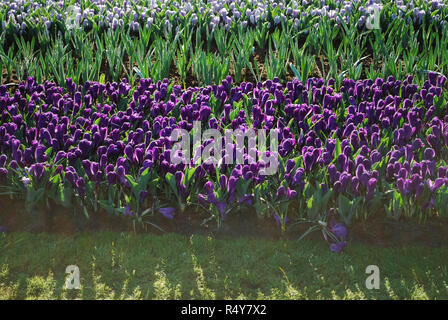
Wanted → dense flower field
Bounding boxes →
[1,1,448,252]
[1,0,446,33]
[1,71,448,250]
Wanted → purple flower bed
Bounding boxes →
[0,72,448,251]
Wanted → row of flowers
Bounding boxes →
[1,0,447,34]
[0,72,447,252]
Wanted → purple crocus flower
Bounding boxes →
[228,175,238,194]
[329,222,348,240]
[65,170,76,186]
[239,194,253,206]
[133,148,144,165]
[76,177,86,197]
[175,171,184,186]
[0,155,7,167]
[9,161,18,171]
[35,146,47,163]
[424,148,436,160]
[428,178,445,192]
[285,159,295,173]
[198,193,207,205]
[207,192,218,204]
[199,106,212,121]
[79,139,92,155]
[337,153,347,171]
[123,205,134,216]
[328,164,339,182]
[216,202,227,220]
[107,171,117,185]
[276,185,286,198]
[397,178,408,195]
[428,71,438,86]
[303,152,315,171]
[287,189,297,200]
[330,241,347,253]
[0,168,7,181]
[326,219,348,252]
[219,174,228,191]
[159,207,175,219]
[367,178,378,198]
[205,181,214,193]
[30,163,45,180]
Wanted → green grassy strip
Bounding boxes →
[0,232,447,299]
[2,14,448,86]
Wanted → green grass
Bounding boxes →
[0,232,447,300]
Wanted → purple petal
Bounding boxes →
[330,241,347,253]
[159,207,175,219]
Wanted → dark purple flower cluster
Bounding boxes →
[0,72,447,249]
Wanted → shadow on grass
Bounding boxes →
[0,232,447,299]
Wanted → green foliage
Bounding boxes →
[192,50,229,86]
[1,5,448,86]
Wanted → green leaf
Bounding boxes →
[289,63,301,82]
[126,175,138,189]
[165,173,179,197]
[335,139,342,158]
[45,147,53,157]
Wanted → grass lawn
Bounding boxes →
[0,232,447,300]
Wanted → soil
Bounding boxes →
[1,197,448,248]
